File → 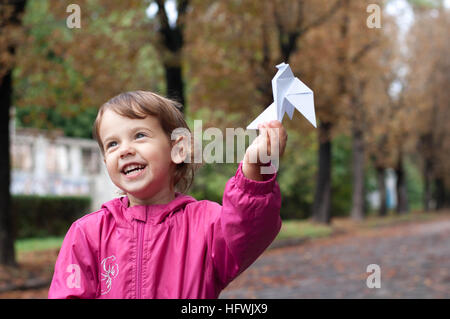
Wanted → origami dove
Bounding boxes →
[247,62,317,129]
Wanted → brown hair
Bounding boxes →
[93,91,200,193]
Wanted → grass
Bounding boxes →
[277,220,333,241]
[362,210,436,229]
[277,209,450,242]
[15,236,64,253]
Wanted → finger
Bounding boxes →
[268,121,286,142]
[262,125,270,156]
[258,124,268,145]
[268,120,282,128]
[267,126,279,158]
[256,125,270,163]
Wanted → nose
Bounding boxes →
[119,142,136,159]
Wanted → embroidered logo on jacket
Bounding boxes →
[100,255,119,295]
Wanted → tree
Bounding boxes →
[253,0,345,225]
[14,0,160,138]
[151,0,190,111]
[365,41,400,217]
[185,0,343,224]
[311,0,349,224]
[405,2,450,210]
[345,0,387,221]
[0,0,27,266]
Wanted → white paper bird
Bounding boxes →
[247,62,317,129]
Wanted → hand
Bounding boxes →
[243,120,288,180]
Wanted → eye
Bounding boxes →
[135,132,146,139]
[106,141,117,150]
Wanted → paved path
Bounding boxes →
[220,217,450,298]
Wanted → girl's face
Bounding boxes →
[99,109,175,206]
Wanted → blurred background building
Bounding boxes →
[9,108,117,212]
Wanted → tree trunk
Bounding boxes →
[312,122,332,224]
[375,166,387,217]
[0,69,16,266]
[0,0,27,267]
[395,154,409,214]
[155,0,187,113]
[434,178,449,209]
[423,157,433,211]
[164,64,184,111]
[350,127,365,221]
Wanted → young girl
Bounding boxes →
[48,91,287,299]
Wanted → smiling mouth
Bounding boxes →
[122,164,147,175]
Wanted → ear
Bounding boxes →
[171,135,188,164]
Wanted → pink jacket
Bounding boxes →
[48,162,281,299]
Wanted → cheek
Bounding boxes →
[104,156,118,176]
[147,144,173,169]
[147,144,170,162]
[151,150,170,166]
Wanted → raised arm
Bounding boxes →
[207,161,282,289]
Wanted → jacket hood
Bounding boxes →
[101,192,197,226]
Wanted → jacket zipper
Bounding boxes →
[136,221,145,299]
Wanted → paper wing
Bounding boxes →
[246,102,278,130]
[284,92,316,128]
[288,78,313,95]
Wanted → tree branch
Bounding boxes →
[351,40,379,64]
[299,0,343,36]
[177,0,189,18]
[154,0,186,53]
[155,0,170,31]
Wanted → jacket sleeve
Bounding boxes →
[207,161,282,289]
[48,222,99,299]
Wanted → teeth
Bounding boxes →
[123,164,146,174]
